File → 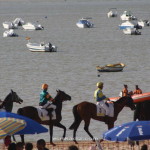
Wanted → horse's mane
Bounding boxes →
[114,96,129,104]
[4,92,11,102]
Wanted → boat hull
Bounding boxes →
[110,92,150,103]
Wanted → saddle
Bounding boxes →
[96,102,114,117]
[36,107,56,121]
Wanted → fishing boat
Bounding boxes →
[26,40,57,52]
[107,8,118,18]
[22,22,44,30]
[119,21,142,30]
[123,28,141,35]
[96,63,125,72]
[110,92,150,103]
[2,22,18,29]
[120,11,137,21]
[76,18,94,28]
[3,29,18,37]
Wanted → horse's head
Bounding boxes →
[10,90,23,104]
[118,96,136,110]
[55,89,71,102]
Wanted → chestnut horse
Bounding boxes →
[17,90,71,145]
[69,96,136,142]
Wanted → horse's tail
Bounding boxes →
[69,104,81,130]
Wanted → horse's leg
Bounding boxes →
[83,119,95,141]
[20,135,25,144]
[54,122,66,141]
[49,125,55,146]
[73,119,82,144]
[107,122,114,129]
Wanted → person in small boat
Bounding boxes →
[119,84,129,97]
[94,82,110,118]
[39,84,56,118]
[48,42,52,50]
[133,85,142,94]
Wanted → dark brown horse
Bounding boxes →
[134,100,150,121]
[69,96,136,142]
[0,90,23,112]
[17,90,71,145]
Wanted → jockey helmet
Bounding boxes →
[42,84,48,90]
[96,82,103,88]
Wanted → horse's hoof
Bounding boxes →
[50,142,56,146]
[61,137,64,142]
[92,139,95,142]
[73,140,78,144]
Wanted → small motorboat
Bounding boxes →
[123,28,141,35]
[3,29,18,37]
[119,21,142,29]
[76,18,94,28]
[13,18,25,26]
[26,41,57,52]
[96,63,125,72]
[138,19,150,27]
[107,8,118,18]
[120,11,137,21]
[2,22,18,29]
[22,22,44,30]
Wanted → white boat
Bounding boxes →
[2,22,18,29]
[96,63,126,72]
[3,29,18,37]
[138,19,150,27]
[76,18,94,28]
[22,22,44,30]
[119,21,142,29]
[26,41,57,52]
[123,28,141,35]
[13,18,25,26]
[120,11,137,21]
[107,8,118,18]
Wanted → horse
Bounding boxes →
[69,96,136,143]
[134,100,150,121]
[0,90,23,144]
[17,89,71,145]
[0,89,23,112]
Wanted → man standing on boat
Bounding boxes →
[94,82,110,117]
[119,84,129,97]
[133,85,142,94]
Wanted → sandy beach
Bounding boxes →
[0,140,150,150]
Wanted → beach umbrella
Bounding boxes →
[0,117,26,139]
[0,112,48,135]
[103,121,150,141]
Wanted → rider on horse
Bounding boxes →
[39,84,56,119]
[94,82,110,117]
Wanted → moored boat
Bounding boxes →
[22,22,44,30]
[120,11,137,21]
[26,40,57,52]
[96,63,125,72]
[3,29,18,37]
[107,8,118,18]
[76,18,94,28]
[123,28,141,35]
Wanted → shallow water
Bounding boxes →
[0,0,150,142]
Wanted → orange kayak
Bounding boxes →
[110,92,150,103]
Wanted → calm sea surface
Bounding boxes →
[0,0,150,142]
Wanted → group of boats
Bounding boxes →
[2,18,57,52]
[2,18,44,37]
[107,9,150,35]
